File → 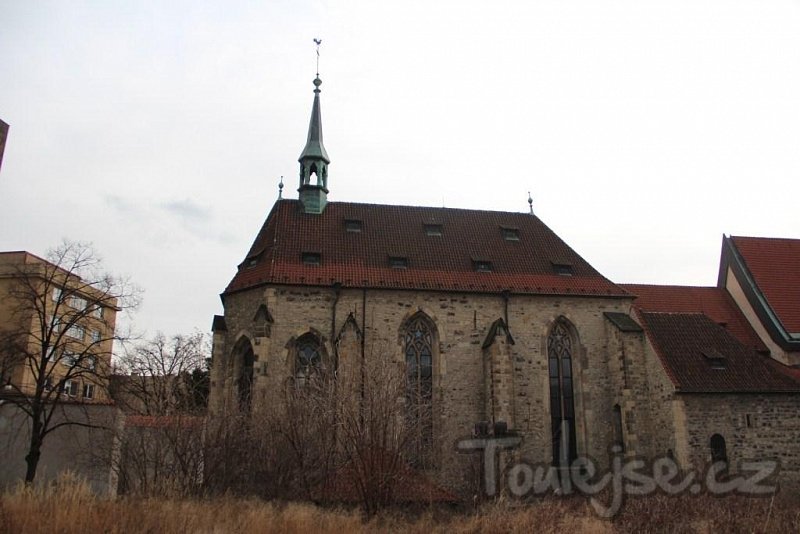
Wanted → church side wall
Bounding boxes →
[214,284,638,494]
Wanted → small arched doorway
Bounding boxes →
[710,433,728,466]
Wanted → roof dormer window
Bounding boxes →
[345,219,362,233]
[389,256,408,269]
[552,262,574,276]
[244,251,261,269]
[302,252,321,266]
[501,227,520,241]
[424,224,443,237]
[702,349,727,370]
[473,260,493,273]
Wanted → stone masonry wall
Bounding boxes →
[211,284,638,494]
[678,394,800,484]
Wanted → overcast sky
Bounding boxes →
[1,1,799,337]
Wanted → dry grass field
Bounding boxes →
[1,474,798,533]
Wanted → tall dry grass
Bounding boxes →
[1,473,798,533]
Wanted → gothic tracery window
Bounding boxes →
[402,313,435,465]
[295,334,323,387]
[548,321,578,466]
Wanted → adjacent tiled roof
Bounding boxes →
[730,236,800,333]
[604,311,643,333]
[636,312,800,393]
[225,200,628,297]
[621,284,766,353]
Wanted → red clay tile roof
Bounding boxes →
[225,200,628,297]
[621,284,766,353]
[636,312,800,393]
[730,236,800,333]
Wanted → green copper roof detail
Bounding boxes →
[299,77,330,164]
[298,75,330,214]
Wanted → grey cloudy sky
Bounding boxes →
[1,1,799,336]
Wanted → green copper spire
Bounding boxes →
[298,75,330,214]
[299,77,330,164]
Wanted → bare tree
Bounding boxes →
[111,332,209,496]
[202,339,438,510]
[113,332,209,416]
[332,347,433,513]
[0,241,140,484]
[203,375,339,500]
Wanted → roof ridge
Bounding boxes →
[322,199,537,216]
[731,235,800,243]
[622,283,718,290]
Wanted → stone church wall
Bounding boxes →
[211,284,640,494]
[677,394,800,485]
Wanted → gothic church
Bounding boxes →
[209,74,800,495]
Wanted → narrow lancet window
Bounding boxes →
[548,321,578,466]
[402,313,435,466]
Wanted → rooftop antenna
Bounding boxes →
[314,38,322,77]
[278,176,284,199]
[528,191,533,214]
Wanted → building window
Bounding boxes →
[501,227,520,241]
[84,355,97,371]
[61,351,78,367]
[473,260,492,273]
[389,256,408,269]
[52,287,62,302]
[83,383,95,399]
[233,337,255,412]
[702,349,727,370]
[552,262,574,276]
[402,313,435,466]
[424,224,443,237]
[90,330,101,343]
[548,321,578,466]
[344,219,362,232]
[302,252,321,266]
[62,379,79,397]
[92,306,104,319]
[295,334,323,387]
[66,325,85,341]
[70,296,87,310]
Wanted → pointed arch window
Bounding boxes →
[233,338,255,413]
[402,313,435,465]
[548,321,578,466]
[295,334,324,388]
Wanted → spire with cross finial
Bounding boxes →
[528,192,533,214]
[298,39,330,214]
[278,176,284,199]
